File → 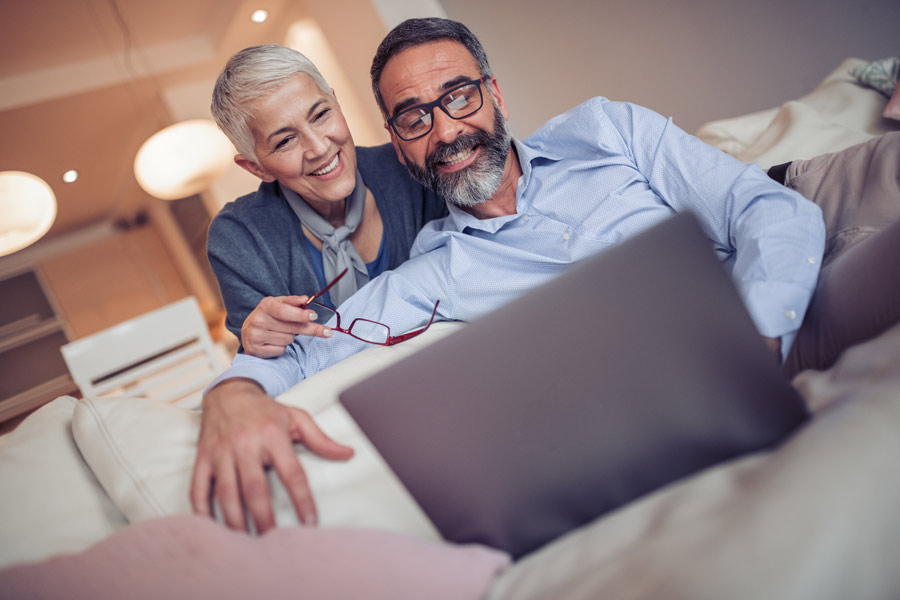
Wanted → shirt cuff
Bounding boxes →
[203,353,292,399]
[740,279,814,342]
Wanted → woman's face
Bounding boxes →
[238,74,357,209]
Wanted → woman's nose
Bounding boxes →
[304,129,330,157]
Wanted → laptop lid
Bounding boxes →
[339,212,808,559]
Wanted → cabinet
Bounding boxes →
[0,222,193,423]
[0,270,76,422]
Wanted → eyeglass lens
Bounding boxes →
[392,81,483,140]
[314,305,391,344]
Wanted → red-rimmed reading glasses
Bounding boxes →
[302,268,441,346]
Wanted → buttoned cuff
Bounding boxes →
[203,353,292,399]
[741,279,815,345]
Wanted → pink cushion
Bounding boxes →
[884,84,900,121]
[0,515,510,599]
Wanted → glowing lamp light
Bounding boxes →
[134,119,234,200]
[0,171,57,257]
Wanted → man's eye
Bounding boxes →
[446,94,469,111]
[408,113,432,132]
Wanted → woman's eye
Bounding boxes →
[274,135,293,150]
[313,108,331,122]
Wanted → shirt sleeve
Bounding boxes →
[205,260,444,399]
[603,100,825,352]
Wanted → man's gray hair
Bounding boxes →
[370,18,493,117]
[211,44,332,161]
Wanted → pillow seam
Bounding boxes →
[80,398,168,519]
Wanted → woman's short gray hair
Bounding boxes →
[211,44,332,161]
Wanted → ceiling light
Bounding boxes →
[133,119,234,201]
[0,171,57,257]
[62,169,79,183]
[250,9,268,23]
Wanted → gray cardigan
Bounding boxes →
[207,143,447,346]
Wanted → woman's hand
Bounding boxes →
[242,296,332,357]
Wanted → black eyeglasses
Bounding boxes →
[302,268,440,346]
[387,78,486,141]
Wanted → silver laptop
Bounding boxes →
[339,212,808,559]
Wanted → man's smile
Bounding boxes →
[436,145,480,172]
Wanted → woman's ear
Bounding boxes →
[234,154,275,182]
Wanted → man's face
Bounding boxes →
[378,40,512,207]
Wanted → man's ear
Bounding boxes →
[486,75,510,121]
[234,154,275,182]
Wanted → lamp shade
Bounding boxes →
[134,119,234,200]
[0,171,57,257]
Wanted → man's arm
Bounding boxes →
[607,101,826,356]
[193,267,443,530]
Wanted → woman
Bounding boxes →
[208,44,446,357]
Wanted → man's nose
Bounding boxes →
[431,107,464,145]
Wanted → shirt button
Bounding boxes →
[562,231,570,241]
[807,256,816,265]
[785,309,797,320]
[522,215,530,222]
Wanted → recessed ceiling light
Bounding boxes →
[250,9,268,23]
[62,169,79,183]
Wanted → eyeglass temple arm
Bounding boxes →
[302,268,349,308]
[385,300,441,346]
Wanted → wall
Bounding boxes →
[438,0,900,135]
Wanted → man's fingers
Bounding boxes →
[236,453,276,534]
[288,407,355,461]
[189,457,214,518]
[269,437,318,526]
[213,457,248,532]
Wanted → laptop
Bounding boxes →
[339,212,808,559]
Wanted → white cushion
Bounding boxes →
[696,58,900,169]
[71,323,462,538]
[0,396,126,568]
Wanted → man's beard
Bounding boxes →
[402,106,511,208]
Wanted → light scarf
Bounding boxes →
[281,170,368,307]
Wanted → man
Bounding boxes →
[193,17,900,534]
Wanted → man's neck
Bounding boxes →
[461,146,522,220]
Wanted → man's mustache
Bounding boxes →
[426,130,492,172]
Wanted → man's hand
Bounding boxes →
[190,378,354,533]
[242,296,332,358]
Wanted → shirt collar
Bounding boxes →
[444,138,560,233]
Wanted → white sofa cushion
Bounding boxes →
[0,396,126,568]
[71,323,461,538]
[695,58,900,169]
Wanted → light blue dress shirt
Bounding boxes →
[215,97,825,398]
